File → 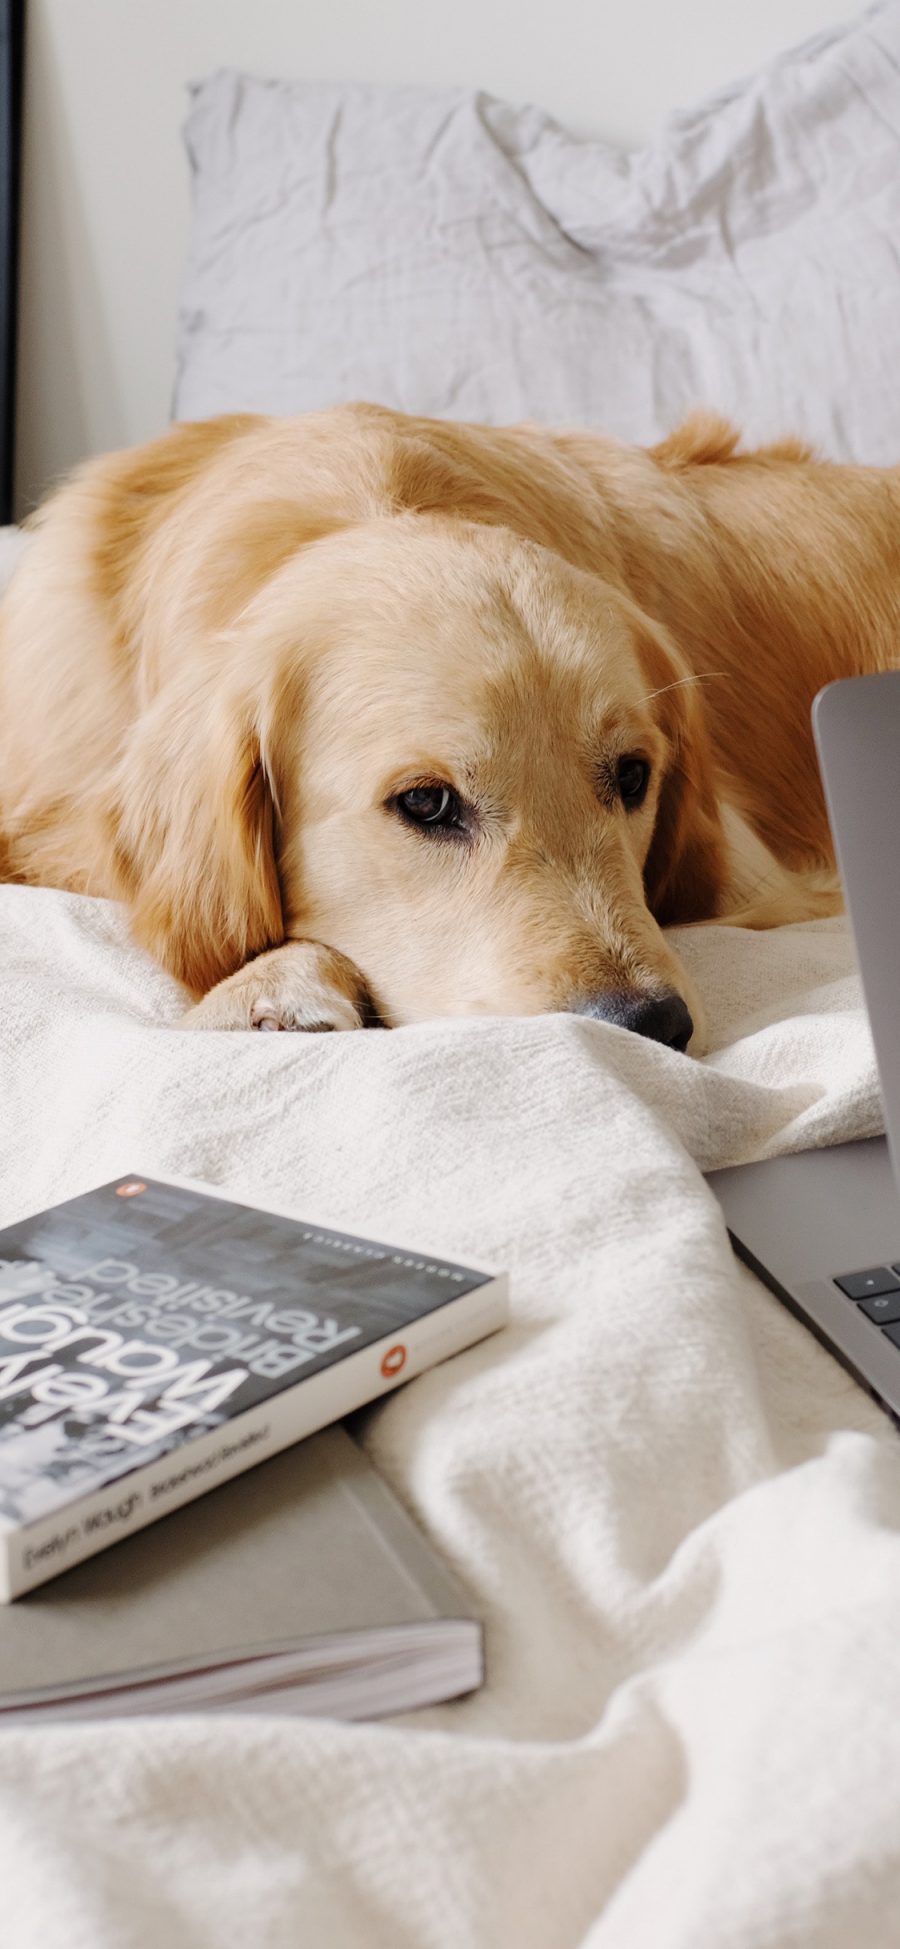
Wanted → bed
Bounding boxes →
[4,6,900,1945]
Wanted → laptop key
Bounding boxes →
[835,1267,900,1300]
[859,1291,900,1325]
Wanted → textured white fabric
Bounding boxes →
[1,883,899,1947]
[176,1,900,460]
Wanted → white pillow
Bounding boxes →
[174,2,900,461]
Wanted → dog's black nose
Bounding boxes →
[568,988,694,1052]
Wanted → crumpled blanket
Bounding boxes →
[0,877,896,1948]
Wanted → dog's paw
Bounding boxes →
[180,941,371,1033]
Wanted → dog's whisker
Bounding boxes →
[637,671,727,707]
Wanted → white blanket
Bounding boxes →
[1,880,897,1948]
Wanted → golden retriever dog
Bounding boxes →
[0,402,890,1052]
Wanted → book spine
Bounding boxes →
[1,1274,508,1600]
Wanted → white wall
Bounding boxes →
[16,0,856,515]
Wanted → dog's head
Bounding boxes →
[110,515,727,1050]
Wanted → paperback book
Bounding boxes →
[0,1173,507,1599]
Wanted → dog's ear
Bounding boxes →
[632,613,728,925]
[105,669,283,995]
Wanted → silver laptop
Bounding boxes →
[708,670,900,1423]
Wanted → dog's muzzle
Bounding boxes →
[568,988,694,1052]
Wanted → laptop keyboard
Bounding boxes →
[835,1265,900,1327]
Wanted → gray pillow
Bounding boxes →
[174,2,900,460]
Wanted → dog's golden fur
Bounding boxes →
[2,401,897,1044]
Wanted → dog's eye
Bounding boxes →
[617,757,651,809]
[395,784,463,832]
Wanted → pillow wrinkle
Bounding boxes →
[176,3,900,461]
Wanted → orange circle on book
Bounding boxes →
[381,1344,407,1378]
[116,1181,147,1198]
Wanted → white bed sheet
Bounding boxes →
[1,875,898,1947]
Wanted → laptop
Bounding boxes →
[707,669,900,1424]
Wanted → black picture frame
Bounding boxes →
[0,0,23,523]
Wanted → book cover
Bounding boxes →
[0,1426,484,1725]
[0,1174,507,1597]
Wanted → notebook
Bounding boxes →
[0,1422,483,1724]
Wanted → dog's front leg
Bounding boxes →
[180,941,373,1033]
